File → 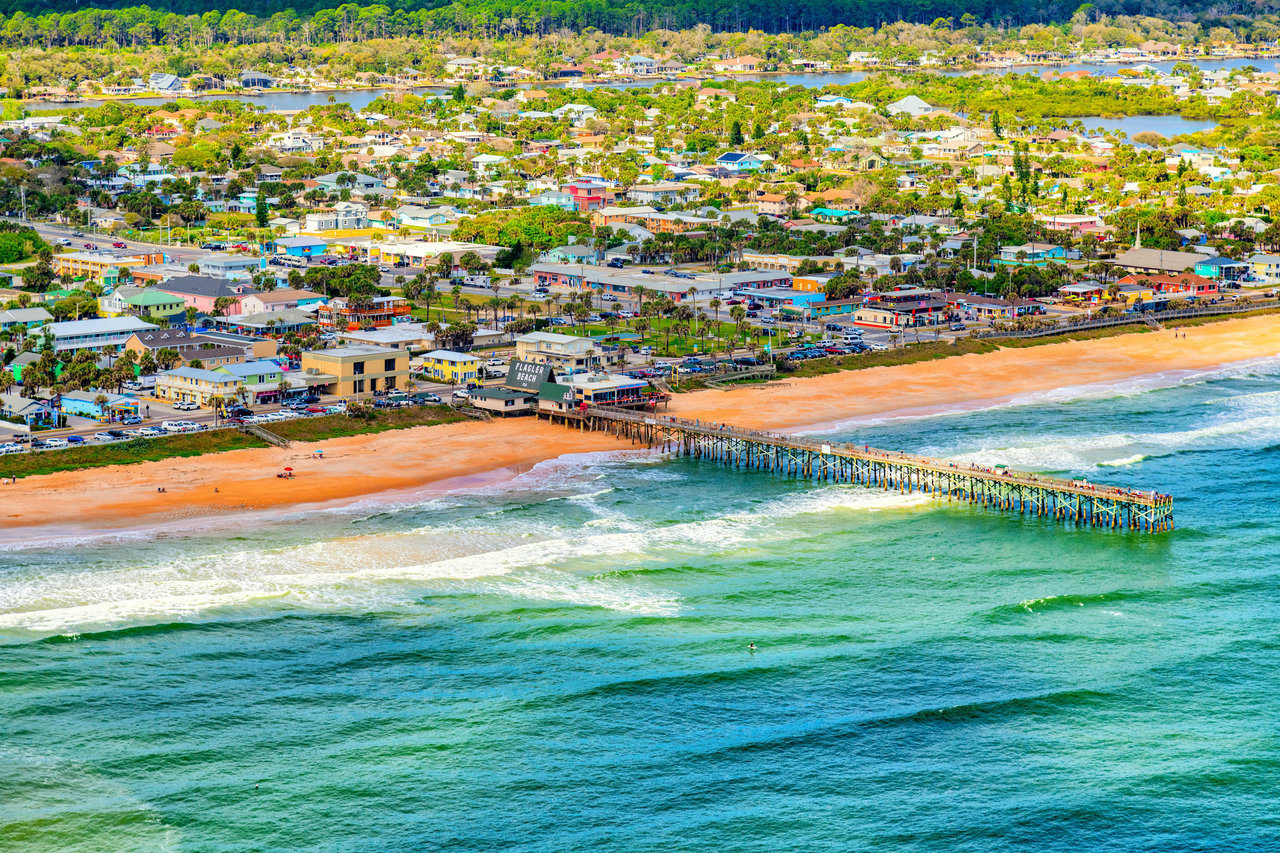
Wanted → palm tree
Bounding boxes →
[207,393,226,425]
[634,318,651,348]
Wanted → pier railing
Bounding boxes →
[549,406,1172,533]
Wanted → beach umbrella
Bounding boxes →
[283,467,293,472]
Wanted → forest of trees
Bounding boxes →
[0,0,1276,43]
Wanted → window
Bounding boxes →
[352,361,365,375]
[353,379,365,393]
[384,358,397,372]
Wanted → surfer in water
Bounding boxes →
[748,642,757,652]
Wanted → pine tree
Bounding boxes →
[729,120,744,146]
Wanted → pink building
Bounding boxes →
[155,275,257,316]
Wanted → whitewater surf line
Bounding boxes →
[551,406,1174,533]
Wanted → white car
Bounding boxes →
[452,389,471,401]
[43,438,69,449]
[0,443,23,454]
[487,358,505,366]
[161,421,197,433]
[173,401,199,411]
[139,427,163,437]
[93,432,117,442]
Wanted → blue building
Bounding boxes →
[275,237,329,257]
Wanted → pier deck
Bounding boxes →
[543,406,1173,533]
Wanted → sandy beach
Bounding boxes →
[3,316,1279,534]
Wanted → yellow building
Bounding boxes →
[155,366,243,406]
[421,349,482,384]
[300,345,408,396]
[54,251,163,285]
[792,272,839,293]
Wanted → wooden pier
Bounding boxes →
[543,406,1173,533]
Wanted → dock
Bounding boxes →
[542,406,1173,533]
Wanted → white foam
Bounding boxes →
[792,354,1280,435]
[0,482,929,638]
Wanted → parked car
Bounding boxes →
[173,401,199,411]
[607,258,628,268]
[139,427,164,437]
[65,435,85,444]
[93,432,117,442]
[43,438,69,449]
[452,389,471,401]
[121,415,143,425]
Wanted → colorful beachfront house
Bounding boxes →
[1247,253,1280,284]
[1192,256,1250,283]
[421,350,482,385]
[1058,282,1106,303]
[947,294,1040,320]
[214,361,289,404]
[155,366,244,407]
[1117,273,1219,299]
[0,393,56,426]
[59,391,138,421]
[991,243,1068,268]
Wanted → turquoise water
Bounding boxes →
[4,359,1280,851]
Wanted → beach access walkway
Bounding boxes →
[543,406,1173,533]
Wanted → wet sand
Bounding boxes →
[3,316,1278,535]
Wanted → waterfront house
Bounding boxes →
[0,394,55,426]
[59,391,138,421]
[155,366,244,406]
[421,350,482,384]
[300,345,408,396]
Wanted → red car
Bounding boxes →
[726,298,743,305]
[83,242,95,249]
[112,241,127,248]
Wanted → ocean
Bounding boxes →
[3,358,1280,852]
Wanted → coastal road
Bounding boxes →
[7,217,212,266]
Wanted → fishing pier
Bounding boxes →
[544,406,1173,533]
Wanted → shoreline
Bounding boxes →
[4,313,1280,538]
